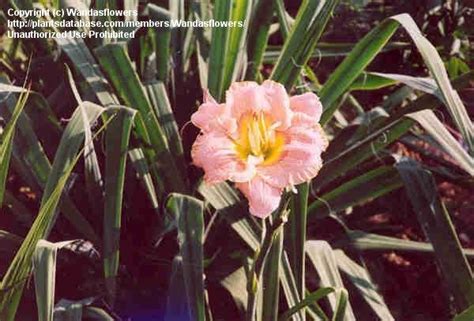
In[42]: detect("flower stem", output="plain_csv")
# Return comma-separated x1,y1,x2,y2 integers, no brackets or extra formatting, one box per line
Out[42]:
246,209,289,321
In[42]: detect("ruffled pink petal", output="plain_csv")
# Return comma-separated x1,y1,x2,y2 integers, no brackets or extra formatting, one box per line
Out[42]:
236,176,282,218
261,80,292,129
191,132,255,184
191,89,237,134
258,125,328,188
289,92,323,124
226,82,271,119
191,102,224,131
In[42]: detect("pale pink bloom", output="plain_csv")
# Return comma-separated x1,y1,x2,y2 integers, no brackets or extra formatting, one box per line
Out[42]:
191,81,328,218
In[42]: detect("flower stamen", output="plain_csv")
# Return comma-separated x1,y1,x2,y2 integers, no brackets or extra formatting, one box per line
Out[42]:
235,112,285,166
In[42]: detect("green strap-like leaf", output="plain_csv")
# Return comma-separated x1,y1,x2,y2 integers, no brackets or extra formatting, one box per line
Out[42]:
279,287,334,321
207,0,232,101
319,18,399,124
309,165,402,219
167,194,206,321
103,107,136,304
94,43,185,192
262,229,284,321
223,0,252,88
396,158,474,311
0,103,106,321
344,230,474,258
271,0,339,90
245,0,275,80
148,4,171,84
0,81,98,243
306,241,356,321
287,183,309,301
334,250,394,321
0,88,29,206
33,240,77,321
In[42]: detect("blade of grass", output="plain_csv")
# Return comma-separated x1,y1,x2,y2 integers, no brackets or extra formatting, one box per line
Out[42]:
280,252,304,321
165,255,191,321
263,42,410,63
54,297,95,321
190,0,212,88
128,147,160,211
287,183,309,300
313,71,473,190
349,72,398,91
220,267,248,312
56,37,118,107
168,0,186,85
58,38,164,211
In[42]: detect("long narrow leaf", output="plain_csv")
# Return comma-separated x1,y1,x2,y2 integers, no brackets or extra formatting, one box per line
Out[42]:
0,88,29,206
306,241,356,321
167,194,206,321
207,0,232,101
262,230,284,321
103,107,136,304
396,158,474,311
245,0,275,80
334,250,394,321
319,18,399,124
279,288,334,321
271,0,339,90
222,0,252,88
94,43,185,192
345,230,474,258
33,240,77,321
309,165,402,219
0,103,106,320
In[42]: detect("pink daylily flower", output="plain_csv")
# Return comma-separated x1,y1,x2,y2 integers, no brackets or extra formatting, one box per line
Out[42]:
191,81,328,218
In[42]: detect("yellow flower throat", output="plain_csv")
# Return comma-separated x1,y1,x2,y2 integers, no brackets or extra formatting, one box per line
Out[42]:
235,113,285,165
